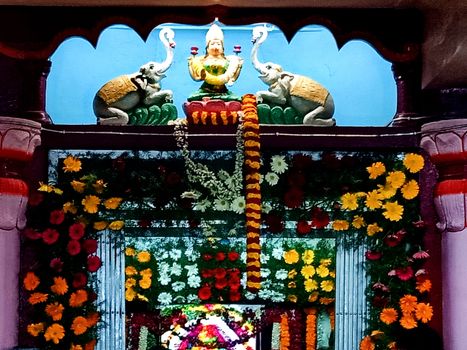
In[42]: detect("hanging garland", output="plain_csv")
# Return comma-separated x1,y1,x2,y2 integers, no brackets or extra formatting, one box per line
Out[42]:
305,308,317,350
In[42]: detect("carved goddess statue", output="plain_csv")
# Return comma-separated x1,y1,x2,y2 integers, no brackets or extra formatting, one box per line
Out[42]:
187,23,243,102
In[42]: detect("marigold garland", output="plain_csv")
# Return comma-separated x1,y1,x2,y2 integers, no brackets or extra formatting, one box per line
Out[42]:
242,94,262,293
280,313,290,350
305,308,317,350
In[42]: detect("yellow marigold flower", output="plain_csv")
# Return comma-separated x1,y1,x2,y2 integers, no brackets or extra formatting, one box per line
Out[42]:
386,171,406,189
125,247,136,256
329,271,336,278
125,287,136,301
365,190,382,210
341,192,359,211
27,322,44,337
320,280,334,292
108,220,124,230
71,180,86,193
399,315,417,329
28,292,48,305
62,201,77,214
360,336,375,350
316,265,329,278
288,281,297,289
71,344,83,350
23,271,40,291
139,277,152,289
380,308,398,325
415,302,433,323
401,179,419,200
399,294,418,314
283,249,299,264
44,323,65,344
140,268,152,277
62,156,82,173
288,295,298,303
367,162,386,179
367,223,383,237
137,251,151,263
93,221,108,231
71,316,88,335
125,278,136,288
50,276,68,295
352,215,365,228
320,258,332,266
301,265,316,278
92,179,107,194
288,269,297,279
104,197,122,209
45,302,64,321
416,278,432,293
377,183,397,199
319,297,335,305
137,293,149,302
304,279,318,292
82,195,100,213
332,220,349,231
302,250,315,264
382,201,404,221
403,153,425,173
125,266,138,276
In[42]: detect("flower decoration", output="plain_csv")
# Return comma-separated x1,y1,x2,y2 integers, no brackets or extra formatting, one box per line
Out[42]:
22,155,124,348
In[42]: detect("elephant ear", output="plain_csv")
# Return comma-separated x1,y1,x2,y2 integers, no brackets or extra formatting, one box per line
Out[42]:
280,72,295,82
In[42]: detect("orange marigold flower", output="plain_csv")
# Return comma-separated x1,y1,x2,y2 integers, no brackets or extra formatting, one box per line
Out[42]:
283,250,299,264
71,316,89,335
103,197,122,209
44,323,65,344
23,271,40,291
28,292,48,305
69,289,88,308
27,322,44,337
403,153,425,173
82,195,101,214
400,315,417,329
380,308,398,325
332,220,349,231
71,344,84,350
92,179,106,194
62,156,82,173
359,335,375,350
367,162,386,179
71,180,86,193
137,251,151,263
45,302,64,321
85,339,97,350
399,294,418,314
415,303,433,323
416,278,432,293
108,220,124,230
86,312,100,327
50,276,68,295
93,221,108,231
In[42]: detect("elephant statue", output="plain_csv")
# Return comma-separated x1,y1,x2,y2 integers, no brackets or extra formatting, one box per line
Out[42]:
93,28,176,125
251,26,336,126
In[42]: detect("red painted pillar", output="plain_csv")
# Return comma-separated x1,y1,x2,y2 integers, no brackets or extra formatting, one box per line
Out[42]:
421,119,467,350
0,117,40,350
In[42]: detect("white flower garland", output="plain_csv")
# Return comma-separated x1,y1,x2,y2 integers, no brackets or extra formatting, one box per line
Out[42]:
138,325,149,350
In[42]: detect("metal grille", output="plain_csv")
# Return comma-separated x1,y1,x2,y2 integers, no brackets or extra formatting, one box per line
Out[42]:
95,230,126,350
335,236,368,350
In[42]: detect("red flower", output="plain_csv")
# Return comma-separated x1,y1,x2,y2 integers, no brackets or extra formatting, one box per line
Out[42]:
215,252,226,261
87,255,102,272
67,239,81,256
365,250,382,260
82,239,98,254
49,209,65,225
22,228,42,240
296,220,312,235
284,187,304,208
72,272,88,289
42,228,59,245
202,254,213,261
228,275,241,290
198,285,212,301
50,258,64,272
384,234,402,247
214,268,227,280
229,268,240,276
201,269,213,279
69,223,85,240
228,251,239,261
264,213,284,233
229,290,241,302
396,266,414,281
215,278,228,290
311,207,330,229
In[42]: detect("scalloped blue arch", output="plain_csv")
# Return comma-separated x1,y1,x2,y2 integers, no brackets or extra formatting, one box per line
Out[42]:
46,23,396,126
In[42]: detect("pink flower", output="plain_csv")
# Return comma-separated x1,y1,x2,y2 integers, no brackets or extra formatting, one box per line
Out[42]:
387,269,397,277
50,258,64,272
69,223,85,240
396,266,414,281
372,282,389,293
22,228,42,240
412,250,430,259
42,228,60,245
365,251,382,260
415,268,427,277
67,239,81,256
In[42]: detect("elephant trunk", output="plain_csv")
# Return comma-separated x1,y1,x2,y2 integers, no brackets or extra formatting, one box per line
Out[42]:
157,28,176,74
251,27,268,75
